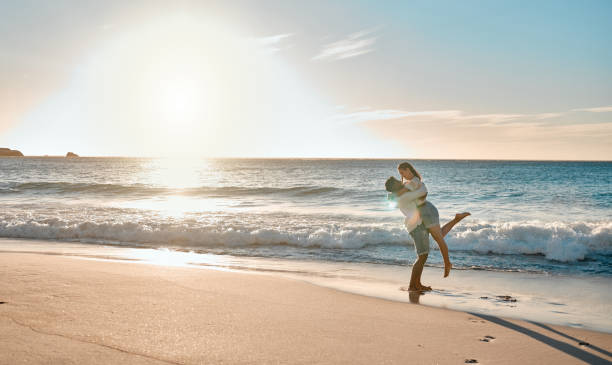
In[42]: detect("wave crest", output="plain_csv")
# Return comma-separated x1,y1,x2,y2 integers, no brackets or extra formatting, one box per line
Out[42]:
450,221,612,262
0,215,610,262
0,217,407,249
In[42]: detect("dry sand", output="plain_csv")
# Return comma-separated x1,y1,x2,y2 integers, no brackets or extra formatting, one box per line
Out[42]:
1,252,610,364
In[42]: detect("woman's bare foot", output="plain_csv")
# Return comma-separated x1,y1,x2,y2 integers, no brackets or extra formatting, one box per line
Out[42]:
455,212,471,221
444,262,452,277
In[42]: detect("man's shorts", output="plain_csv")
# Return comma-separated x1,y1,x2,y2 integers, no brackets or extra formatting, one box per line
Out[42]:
410,223,430,256
419,201,440,228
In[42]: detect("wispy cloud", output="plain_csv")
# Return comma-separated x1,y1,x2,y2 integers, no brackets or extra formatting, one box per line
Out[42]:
355,107,612,160
333,103,612,126
531,112,565,119
330,109,460,124
331,108,563,126
312,28,377,61
330,102,612,125
452,112,563,126
256,33,293,54
571,106,612,113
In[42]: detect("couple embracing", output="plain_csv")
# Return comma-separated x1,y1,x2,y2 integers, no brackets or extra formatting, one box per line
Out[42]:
386,162,470,292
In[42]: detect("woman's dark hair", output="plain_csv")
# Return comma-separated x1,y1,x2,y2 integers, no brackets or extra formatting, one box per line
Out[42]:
385,176,402,192
398,162,422,181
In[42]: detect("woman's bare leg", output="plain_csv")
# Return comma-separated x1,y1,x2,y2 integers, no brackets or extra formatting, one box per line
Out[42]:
428,225,452,277
440,212,471,237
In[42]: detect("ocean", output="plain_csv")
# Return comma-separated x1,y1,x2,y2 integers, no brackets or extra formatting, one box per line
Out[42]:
1,157,611,331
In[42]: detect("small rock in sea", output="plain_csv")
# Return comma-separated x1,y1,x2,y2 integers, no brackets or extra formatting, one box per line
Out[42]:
497,295,517,302
66,152,79,158
480,296,488,299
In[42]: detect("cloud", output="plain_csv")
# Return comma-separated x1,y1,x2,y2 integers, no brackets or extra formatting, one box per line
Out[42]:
331,108,563,127
256,33,293,54
312,29,377,61
359,111,612,160
330,109,461,124
327,104,612,160
451,112,563,126
531,112,565,119
572,106,612,113
257,33,293,45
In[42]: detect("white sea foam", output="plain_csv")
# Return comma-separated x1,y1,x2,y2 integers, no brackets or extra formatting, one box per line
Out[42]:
1,216,610,262
449,221,612,261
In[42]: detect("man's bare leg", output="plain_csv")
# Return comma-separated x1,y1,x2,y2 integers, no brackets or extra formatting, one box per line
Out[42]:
428,225,452,277
409,253,429,291
418,283,432,291
440,212,471,237
407,213,470,289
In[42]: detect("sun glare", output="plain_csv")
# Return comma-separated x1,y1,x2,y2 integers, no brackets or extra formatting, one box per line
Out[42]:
9,13,341,158
140,158,209,189
158,75,207,126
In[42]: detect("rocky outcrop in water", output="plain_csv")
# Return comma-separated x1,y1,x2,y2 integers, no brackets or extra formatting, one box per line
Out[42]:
0,148,24,157
66,152,79,158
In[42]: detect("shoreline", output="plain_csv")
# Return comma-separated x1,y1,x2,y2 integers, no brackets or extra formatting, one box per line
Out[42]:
2,238,611,334
1,249,611,364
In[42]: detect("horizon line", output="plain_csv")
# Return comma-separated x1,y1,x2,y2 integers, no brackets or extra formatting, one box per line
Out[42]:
6,155,612,162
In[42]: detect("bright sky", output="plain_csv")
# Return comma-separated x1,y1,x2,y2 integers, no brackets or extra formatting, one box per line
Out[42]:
1,0,611,159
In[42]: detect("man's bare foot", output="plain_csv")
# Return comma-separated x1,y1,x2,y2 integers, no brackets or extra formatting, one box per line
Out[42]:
444,262,452,277
455,212,471,221
417,284,432,291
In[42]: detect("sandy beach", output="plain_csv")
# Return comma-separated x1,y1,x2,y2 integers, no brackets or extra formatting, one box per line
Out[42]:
3,0,612,363
1,251,611,365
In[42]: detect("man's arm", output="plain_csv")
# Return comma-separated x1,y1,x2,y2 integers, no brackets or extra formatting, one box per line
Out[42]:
405,177,422,191
395,186,410,196
396,183,427,202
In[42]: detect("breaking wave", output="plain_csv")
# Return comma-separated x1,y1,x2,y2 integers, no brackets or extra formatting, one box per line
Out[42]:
450,221,612,262
0,216,609,262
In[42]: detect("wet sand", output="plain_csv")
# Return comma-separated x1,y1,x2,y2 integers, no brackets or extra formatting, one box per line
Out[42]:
1,252,611,364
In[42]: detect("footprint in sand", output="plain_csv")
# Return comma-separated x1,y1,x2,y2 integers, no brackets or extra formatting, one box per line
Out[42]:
479,335,496,342
468,317,486,324
465,359,478,363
